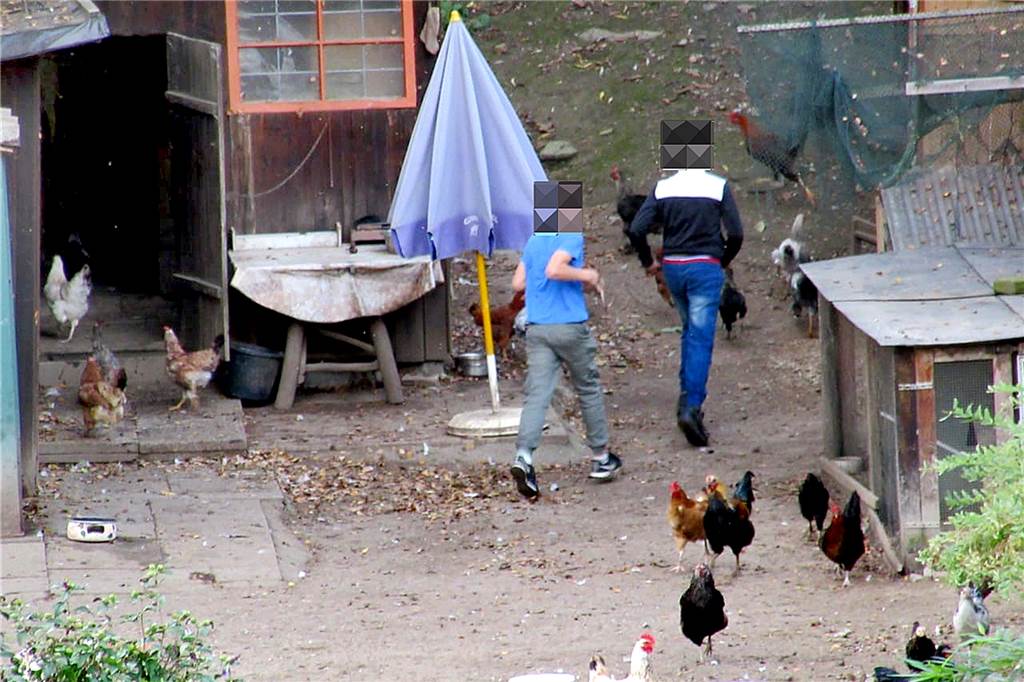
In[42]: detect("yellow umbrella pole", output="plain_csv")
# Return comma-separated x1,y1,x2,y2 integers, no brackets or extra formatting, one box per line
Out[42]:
475,251,501,412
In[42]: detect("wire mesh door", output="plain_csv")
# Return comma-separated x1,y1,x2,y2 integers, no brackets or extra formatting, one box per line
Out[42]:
870,341,900,538
933,359,995,524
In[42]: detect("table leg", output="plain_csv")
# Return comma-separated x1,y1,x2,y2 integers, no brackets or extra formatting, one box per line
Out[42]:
370,318,403,404
275,322,305,410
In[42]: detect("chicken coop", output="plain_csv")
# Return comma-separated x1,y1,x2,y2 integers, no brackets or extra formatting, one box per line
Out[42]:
1,0,448,535
802,245,1024,571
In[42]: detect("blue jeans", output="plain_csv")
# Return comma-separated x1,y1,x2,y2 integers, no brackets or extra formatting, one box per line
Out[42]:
662,262,724,410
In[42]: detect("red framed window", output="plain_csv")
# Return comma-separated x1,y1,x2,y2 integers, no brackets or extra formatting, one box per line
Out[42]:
224,0,417,113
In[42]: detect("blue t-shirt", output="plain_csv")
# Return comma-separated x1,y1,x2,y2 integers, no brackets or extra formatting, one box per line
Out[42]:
522,232,588,325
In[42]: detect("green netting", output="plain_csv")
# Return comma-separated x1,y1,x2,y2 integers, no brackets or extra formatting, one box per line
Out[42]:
737,7,1024,194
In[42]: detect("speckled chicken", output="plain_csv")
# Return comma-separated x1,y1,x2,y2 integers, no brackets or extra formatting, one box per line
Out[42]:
163,326,224,411
92,322,127,391
78,356,126,436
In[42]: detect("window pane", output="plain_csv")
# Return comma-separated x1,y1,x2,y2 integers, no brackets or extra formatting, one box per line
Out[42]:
238,0,317,43
323,0,401,40
364,44,403,70
366,70,403,98
239,46,319,102
322,12,361,40
324,45,362,72
363,11,402,39
323,0,360,10
326,72,365,99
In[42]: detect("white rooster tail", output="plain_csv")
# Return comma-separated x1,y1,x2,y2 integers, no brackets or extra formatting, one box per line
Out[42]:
45,255,67,300
790,213,806,240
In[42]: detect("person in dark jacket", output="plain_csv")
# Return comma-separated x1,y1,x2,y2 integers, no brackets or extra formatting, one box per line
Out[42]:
627,168,744,446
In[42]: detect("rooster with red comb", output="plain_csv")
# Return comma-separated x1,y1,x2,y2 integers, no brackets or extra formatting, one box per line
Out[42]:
588,633,657,682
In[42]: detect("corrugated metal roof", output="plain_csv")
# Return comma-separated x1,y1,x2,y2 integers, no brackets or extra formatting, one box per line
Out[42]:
0,0,108,60
800,247,991,303
880,164,1024,251
801,245,1024,347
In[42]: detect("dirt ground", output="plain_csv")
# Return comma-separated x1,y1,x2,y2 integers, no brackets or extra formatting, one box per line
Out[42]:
19,2,1024,681
26,196,1024,681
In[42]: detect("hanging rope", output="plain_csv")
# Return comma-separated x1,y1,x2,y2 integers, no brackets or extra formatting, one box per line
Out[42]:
248,122,328,199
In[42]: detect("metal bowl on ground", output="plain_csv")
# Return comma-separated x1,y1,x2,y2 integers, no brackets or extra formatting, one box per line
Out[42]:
454,351,489,377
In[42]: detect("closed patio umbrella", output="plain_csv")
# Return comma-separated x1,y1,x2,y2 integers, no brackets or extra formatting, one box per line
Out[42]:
389,11,547,435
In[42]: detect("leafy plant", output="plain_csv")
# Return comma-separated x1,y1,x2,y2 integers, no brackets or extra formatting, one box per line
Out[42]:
918,383,1024,596
902,629,1024,681
0,564,240,681
439,0,492,31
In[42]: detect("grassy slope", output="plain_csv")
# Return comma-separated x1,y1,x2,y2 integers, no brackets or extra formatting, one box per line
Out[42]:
462,0,889,209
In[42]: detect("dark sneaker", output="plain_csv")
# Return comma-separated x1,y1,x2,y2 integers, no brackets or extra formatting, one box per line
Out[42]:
678,407,709,447
589,452,623,480
510,458,539,499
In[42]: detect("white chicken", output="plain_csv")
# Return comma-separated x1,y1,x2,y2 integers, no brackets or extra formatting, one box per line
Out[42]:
44,255,91,343
588,633,657,682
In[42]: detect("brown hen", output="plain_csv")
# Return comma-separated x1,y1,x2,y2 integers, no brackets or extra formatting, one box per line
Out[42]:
163,326,224,411
78,356,126,436
667,481,709,572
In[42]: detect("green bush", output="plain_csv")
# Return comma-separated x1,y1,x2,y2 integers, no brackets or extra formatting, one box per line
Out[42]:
439,0,492,31
904,630,1024,681
918,383,1024,595
0,564,240,681
908,383,1024,681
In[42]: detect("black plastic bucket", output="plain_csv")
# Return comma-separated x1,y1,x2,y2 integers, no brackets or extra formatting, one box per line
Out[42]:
217,340,283,404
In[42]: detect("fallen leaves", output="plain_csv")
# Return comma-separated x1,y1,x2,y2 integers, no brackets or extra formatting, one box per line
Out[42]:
224,448,513,523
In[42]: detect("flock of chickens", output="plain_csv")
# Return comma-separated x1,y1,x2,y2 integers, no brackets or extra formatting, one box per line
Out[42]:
610,109,822,340
581,471,993,681
43,237,225,437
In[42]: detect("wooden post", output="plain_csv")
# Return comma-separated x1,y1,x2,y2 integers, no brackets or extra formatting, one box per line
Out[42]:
370,317,403,404
819,299,842,459
874,195,887,253
913,350,940,531
895,348,924,554
992,349,1015,443
1,60,40,509
274,322,305,410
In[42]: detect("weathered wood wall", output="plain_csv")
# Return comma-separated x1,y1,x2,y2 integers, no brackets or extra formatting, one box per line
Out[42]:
95,1,447,364
96,0,225,42
220,1,445,363
0,59,41,509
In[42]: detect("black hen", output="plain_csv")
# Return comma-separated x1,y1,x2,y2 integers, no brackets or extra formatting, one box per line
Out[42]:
611,165,660,253
791,269,819,338
719,267,747,340
798,473,829,541
872,667,904,682
703,492,755,572
906,621,941,664
679,562,728,662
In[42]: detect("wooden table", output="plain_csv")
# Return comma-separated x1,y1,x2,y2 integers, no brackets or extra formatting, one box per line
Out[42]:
228,234,443,409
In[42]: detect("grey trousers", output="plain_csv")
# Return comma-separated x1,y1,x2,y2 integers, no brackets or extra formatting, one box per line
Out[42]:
515,323,609,455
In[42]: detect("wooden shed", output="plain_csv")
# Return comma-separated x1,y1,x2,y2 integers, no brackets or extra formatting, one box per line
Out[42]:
804,246,1024,569
1,0,448,534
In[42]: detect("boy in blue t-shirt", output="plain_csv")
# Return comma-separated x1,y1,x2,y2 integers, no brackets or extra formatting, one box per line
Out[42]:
508,231,622,499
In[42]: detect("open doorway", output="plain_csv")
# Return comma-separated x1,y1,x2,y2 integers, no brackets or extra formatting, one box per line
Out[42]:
40,35,177,368
37,34,242,458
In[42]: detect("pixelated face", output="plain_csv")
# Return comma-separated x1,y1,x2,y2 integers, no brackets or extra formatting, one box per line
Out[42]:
533,180,582,233
660,119,714,170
